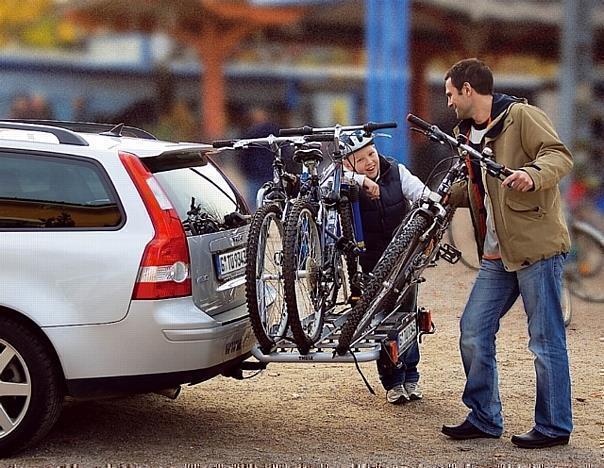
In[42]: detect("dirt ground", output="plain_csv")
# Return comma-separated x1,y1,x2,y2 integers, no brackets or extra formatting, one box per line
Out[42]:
6,259,603,467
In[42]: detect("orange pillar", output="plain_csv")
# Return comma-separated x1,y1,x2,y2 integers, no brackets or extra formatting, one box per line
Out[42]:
193,23,255,140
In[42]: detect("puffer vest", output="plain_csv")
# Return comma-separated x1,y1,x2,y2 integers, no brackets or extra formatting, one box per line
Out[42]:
358,156,410,271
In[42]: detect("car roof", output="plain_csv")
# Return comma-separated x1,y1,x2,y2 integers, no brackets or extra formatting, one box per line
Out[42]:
0,120,213,159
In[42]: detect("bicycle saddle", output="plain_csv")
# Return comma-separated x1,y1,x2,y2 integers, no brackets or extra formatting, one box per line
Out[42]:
293,142,324,164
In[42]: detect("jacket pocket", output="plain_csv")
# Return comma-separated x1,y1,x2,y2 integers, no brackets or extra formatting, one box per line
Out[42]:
504,196,547,220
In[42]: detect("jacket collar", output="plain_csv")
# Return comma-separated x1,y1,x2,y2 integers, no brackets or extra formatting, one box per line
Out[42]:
372,155,393,182
455,93,526,139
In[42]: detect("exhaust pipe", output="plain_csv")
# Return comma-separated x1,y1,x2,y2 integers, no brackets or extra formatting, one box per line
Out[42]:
154,386,181,400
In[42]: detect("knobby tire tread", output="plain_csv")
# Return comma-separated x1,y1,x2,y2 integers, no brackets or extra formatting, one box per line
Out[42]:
282,198,322,354
245,203,285,354
336,214,430,354
338,198,359,293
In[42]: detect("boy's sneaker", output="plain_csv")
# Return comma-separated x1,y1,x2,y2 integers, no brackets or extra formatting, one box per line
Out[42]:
404,381,423,400
386,384,410,404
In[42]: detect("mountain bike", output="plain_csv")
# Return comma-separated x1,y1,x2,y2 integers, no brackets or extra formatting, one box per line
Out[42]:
335,114,516,355
564,218,604,304
278,121,397,354
212,134,329,353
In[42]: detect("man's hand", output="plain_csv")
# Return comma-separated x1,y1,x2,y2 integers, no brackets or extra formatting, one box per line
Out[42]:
363,177,380,199
502,170,534,192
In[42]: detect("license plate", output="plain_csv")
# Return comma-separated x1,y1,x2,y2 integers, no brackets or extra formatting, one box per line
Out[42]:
397,319,417,357
215,247,246,279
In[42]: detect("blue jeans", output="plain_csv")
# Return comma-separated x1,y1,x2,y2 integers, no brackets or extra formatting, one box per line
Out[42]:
379,339,420,390
377,285,420,390
460,255,572,437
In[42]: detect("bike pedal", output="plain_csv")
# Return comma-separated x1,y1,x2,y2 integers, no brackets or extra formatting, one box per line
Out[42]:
438,243,462,264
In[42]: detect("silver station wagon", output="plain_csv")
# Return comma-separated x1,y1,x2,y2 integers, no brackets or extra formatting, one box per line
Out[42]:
0,121,254,456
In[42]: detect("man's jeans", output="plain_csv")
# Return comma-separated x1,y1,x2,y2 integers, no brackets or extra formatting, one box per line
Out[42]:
460,255,572,437
378,285,420,389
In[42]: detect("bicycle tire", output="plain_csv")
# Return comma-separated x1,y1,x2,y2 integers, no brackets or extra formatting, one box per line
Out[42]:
446,211,480,271
338,197,360,295
565,220,604,303
561,280,572,327
245,203,288,353
282,198,324,354
336,213,430,355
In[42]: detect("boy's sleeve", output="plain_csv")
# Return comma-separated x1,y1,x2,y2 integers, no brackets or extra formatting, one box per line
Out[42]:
343,169,365,187
398,164,427,202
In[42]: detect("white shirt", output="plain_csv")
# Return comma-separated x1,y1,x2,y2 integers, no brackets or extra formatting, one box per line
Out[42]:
344,163,427,203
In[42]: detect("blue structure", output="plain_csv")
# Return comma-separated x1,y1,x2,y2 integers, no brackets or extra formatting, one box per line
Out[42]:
365,0,410,164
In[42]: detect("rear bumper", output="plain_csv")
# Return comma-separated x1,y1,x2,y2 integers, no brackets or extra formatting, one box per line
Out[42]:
66,352,251,399
43,297,254,386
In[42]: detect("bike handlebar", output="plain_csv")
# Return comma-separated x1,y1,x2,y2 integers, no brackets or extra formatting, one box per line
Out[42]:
279,121,397,136
406,113,513,180
211,133,333,149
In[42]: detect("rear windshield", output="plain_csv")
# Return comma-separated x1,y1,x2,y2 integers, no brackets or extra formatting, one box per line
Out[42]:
154,164,245,222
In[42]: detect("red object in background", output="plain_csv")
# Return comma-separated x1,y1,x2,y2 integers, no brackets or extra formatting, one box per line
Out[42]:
567,179,588,210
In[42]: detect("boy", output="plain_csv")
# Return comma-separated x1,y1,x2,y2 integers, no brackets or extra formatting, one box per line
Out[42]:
342,131,427,404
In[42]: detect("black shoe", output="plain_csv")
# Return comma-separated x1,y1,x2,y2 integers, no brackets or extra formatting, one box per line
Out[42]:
511,429,569,449
441,420,500,440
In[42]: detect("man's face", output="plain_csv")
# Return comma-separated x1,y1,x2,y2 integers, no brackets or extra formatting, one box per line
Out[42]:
445,77,472,120
343,144,380,179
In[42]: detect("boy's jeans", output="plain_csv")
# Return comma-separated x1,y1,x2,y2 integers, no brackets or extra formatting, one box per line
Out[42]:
460,256,572,437
379,339,420,389
378,284,420,389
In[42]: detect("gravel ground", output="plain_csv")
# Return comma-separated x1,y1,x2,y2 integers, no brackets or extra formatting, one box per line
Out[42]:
5,261,603,467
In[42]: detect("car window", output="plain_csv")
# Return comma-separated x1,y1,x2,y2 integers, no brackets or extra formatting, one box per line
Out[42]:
154,164,243,222
0,151,122,229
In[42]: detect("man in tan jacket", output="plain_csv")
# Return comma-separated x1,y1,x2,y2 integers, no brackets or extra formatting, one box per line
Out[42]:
440,58,573,449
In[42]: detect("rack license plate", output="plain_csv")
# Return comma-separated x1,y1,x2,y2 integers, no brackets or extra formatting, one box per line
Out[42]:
215,247,246,279
397,319,417,357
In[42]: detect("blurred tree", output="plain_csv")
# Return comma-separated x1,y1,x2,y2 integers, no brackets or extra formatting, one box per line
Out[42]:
0,0,79,48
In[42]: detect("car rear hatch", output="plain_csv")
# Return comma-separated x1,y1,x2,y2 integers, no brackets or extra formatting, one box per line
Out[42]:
143,149,250,318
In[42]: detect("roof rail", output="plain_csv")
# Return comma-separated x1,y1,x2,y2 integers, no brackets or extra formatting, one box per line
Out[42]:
4,119,157,140
0,121,89,146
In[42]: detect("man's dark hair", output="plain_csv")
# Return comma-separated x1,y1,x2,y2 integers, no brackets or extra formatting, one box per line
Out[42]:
444,58,494,95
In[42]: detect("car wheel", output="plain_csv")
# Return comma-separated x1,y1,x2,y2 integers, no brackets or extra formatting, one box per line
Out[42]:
0,316,63,457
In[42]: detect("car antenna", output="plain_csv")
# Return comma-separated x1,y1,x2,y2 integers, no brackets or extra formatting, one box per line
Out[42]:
100,123,124,137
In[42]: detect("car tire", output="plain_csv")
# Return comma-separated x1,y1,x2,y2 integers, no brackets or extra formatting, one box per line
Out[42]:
0,316,63,457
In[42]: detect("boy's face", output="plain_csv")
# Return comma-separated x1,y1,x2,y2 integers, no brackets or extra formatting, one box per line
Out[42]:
343,144,380,179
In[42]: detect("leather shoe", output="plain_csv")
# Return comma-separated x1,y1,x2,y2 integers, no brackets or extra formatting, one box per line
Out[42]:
511,429,569,449
441,420,500,440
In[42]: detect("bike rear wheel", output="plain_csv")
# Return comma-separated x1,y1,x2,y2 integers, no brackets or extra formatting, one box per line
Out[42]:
565,220,604,303
336,213,430,355
245,203,288,353
283,198,324,354
338,197,361,297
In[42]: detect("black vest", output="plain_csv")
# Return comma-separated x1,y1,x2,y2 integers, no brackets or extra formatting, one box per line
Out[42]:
358,156,410,272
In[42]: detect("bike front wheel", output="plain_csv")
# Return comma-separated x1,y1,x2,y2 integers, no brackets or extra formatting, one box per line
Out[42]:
245,203,288,353
446,208,480,271
336,213,430,355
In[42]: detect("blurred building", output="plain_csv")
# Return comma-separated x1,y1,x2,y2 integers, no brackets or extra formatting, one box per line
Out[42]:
0,0,602,153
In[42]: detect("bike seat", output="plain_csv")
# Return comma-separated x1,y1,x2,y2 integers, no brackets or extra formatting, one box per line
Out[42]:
293,143,324,164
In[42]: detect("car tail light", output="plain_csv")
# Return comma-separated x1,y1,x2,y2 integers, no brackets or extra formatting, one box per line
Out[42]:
119,151,192,299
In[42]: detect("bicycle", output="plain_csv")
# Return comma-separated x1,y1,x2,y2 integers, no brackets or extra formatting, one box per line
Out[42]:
212,134,329,353
335,114,517,355
278,121,397,354
564,218,604,304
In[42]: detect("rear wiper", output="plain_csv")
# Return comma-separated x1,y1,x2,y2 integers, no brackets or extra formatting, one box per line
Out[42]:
224,211,250,228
